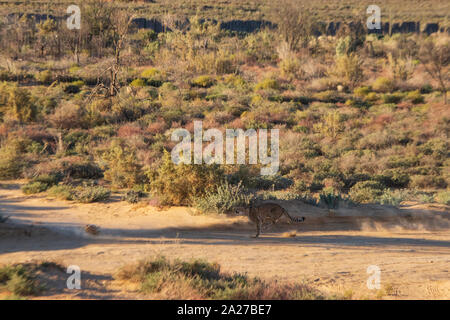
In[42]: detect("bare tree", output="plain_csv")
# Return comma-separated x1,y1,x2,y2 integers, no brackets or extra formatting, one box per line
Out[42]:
270,0,317,51
419,40,450,104
108,9,135,96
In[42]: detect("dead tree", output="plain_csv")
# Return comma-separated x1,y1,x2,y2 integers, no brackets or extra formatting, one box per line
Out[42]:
419,40,449,104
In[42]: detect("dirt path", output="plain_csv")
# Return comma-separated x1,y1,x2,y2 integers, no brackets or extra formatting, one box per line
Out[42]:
1,182,449,299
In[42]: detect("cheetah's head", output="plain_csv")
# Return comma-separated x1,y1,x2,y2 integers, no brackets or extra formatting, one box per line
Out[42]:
233,207,249,216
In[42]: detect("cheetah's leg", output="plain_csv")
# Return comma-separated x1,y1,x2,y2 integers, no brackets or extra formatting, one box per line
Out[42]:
253,220,262,238
261,220,275,231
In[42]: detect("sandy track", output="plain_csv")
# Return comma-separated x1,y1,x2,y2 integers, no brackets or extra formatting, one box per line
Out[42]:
1,182,449,299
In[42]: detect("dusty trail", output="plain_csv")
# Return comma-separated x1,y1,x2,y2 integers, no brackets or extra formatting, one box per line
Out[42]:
0,182,449,299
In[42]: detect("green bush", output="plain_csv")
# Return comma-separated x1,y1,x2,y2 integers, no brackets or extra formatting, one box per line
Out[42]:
254,78,279,91
5,85,36,123
22,182,49,194
130,79,146,87
0,264,41,296
406,90,424,104
318,192,352,209
21,174,61,194
366,92,379,102
141,68,160,79
148,151,224,206
349,181,384,203
140,68,163,86
372,77,395,93
435,191,450,205
72,185,111,203
382,92,404,104
0,144,26,180
101,141,143,189
378,189,409,206
353,86,371,97
192,75,215,88
47,185,74,200
121,190,144,204
194,181,253,214
420,84,433,94
71,80,85,88
35,70,53,84
333,53,364,88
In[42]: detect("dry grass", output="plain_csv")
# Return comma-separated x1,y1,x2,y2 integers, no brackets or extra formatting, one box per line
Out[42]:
115,256,326,300
0,261,65,299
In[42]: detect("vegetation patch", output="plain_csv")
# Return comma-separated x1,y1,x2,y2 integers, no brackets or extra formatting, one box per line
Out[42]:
116,256,326,300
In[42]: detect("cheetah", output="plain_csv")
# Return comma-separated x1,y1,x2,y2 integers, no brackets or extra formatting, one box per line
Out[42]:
235,202,305,238
84,224,100,235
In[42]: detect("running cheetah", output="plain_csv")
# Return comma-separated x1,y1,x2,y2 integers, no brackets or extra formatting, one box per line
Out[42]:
84,224,100,235
235,202,305,238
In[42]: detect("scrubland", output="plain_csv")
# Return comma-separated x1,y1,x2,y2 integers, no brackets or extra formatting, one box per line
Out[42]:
0,0,449,300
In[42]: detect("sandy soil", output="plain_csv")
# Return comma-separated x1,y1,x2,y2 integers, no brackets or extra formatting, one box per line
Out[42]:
0,181,449,300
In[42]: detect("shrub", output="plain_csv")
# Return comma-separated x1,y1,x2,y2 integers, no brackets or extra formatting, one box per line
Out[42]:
71,80,85,88
336,36,353,56
0,264,41,296
0,144,26,180
192,75,215,88
378,189,409,206
366,92,379,102
194,181,253,214
63,84,80,94
435,191,450,205
36,70,53,84
372,77,395,93
49,103,84,129
148,151,224,206
223,75,246,89
21,174,61,194
420,84,433,94
215,54,236,75
354,86,370,97
332,53,364,88
410,175,447,189
121,190,144,204
22,182,49,194
382,92,404,104
5,85,36,123
349,181,384,203
140,68,163,86
406,90,425,104
141,68,160,79
280,57,302,80
101,141,143,189
47,185,74,200
130,79,146,87
318,192,352,209
64,162,103,179
313,90,342,103
116,256,325,300
254,78,279,91
72,185,110,203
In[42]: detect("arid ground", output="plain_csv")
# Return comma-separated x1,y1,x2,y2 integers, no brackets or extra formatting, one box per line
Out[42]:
0,181,449,300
